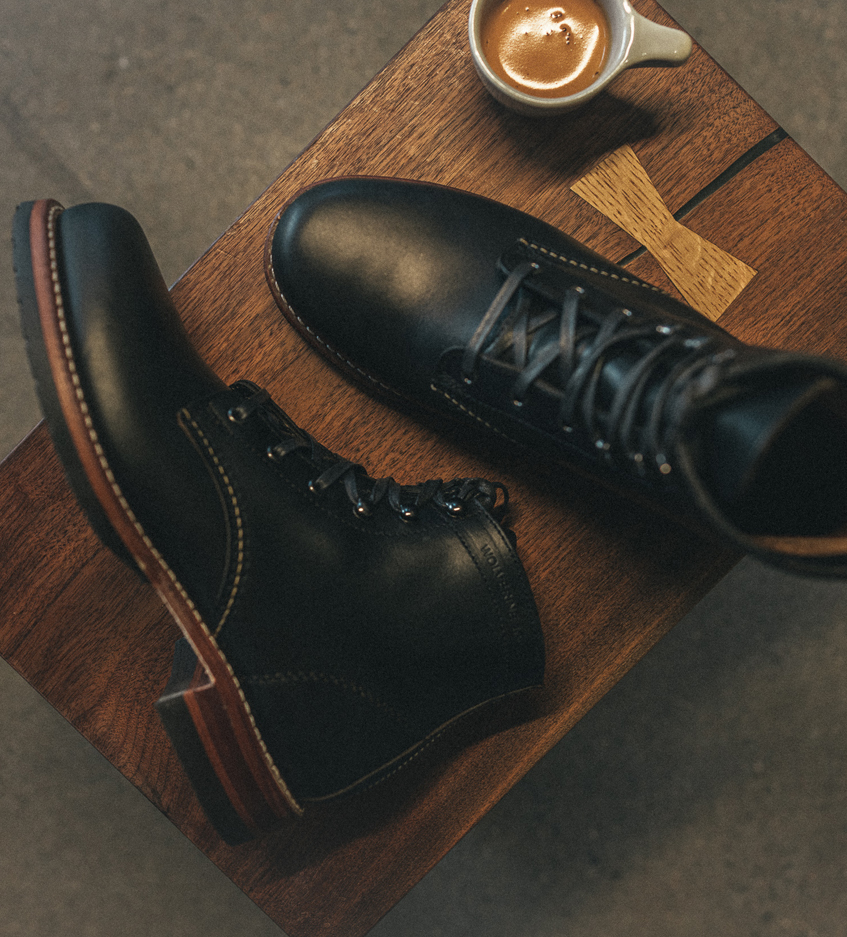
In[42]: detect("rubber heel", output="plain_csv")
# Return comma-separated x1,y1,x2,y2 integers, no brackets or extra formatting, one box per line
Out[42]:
155,638,280,845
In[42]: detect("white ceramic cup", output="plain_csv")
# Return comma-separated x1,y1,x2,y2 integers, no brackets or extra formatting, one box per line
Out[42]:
468,0,693,116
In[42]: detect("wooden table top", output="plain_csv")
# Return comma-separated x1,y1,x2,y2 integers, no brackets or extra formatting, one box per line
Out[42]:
4,2,847,935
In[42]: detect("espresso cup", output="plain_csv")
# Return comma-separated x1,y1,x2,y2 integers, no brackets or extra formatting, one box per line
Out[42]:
468,0,693,116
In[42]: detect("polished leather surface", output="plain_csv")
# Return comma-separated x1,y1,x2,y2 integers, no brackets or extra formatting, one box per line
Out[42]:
54,203,229,601
188,382,543,797
23,200,545,801
268,178,847,576
268,178,716,401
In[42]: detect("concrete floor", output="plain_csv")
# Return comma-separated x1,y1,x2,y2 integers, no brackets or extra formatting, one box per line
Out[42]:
2,2,847,935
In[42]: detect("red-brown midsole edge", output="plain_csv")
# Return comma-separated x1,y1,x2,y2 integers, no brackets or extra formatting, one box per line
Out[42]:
183,664,282,831
28,199,299,823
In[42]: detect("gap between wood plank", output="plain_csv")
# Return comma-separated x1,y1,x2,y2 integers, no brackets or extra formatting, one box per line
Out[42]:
616,127,790,267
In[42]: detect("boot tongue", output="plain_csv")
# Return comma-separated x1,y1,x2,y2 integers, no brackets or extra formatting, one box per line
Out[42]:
697,376,847,536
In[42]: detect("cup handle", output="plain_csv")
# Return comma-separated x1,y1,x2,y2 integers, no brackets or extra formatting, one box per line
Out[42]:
624,12,693,69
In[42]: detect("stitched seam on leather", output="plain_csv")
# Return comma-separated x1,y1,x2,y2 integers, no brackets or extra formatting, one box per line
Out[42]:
246,670,412,729
303,728,446,803
180,415,244,638
354,684,537,797
45,203,175,578
264,243,401,398
519,238,662,293
354,731,444,794
431,383,529,450
441,508,512,687
43,205,293,807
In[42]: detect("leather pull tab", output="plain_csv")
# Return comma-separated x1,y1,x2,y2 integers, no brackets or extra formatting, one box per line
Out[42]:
571,145,756,321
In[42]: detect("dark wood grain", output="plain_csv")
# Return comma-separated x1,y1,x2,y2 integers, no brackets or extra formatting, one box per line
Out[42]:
3,1,847,935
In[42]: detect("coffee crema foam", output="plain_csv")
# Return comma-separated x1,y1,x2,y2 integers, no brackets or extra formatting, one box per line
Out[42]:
481,0,610,98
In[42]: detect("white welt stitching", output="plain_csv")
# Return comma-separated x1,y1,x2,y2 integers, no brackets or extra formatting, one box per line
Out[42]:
47,203,175,579
45,204,294,808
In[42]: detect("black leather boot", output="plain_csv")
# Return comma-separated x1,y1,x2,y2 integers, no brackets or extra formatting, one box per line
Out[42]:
266,177,847,577
13,198,545,843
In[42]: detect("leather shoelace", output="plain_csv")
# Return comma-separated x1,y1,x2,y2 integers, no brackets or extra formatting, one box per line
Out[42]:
461,261,737,478
227,382,507,520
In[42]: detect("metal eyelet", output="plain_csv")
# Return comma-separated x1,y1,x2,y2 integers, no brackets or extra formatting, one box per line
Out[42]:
444,500,465,517
399,506,417,522
354,500,372,518
512,398,524,408
227,405,249,423
266,444,283,461
595,439,613,464
307,480,320,494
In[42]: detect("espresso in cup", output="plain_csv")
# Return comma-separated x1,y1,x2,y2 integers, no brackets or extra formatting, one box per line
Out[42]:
480,0,611,98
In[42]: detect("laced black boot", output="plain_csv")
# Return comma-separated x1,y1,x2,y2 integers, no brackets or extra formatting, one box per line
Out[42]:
14,198,545,843
267,176,847,576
